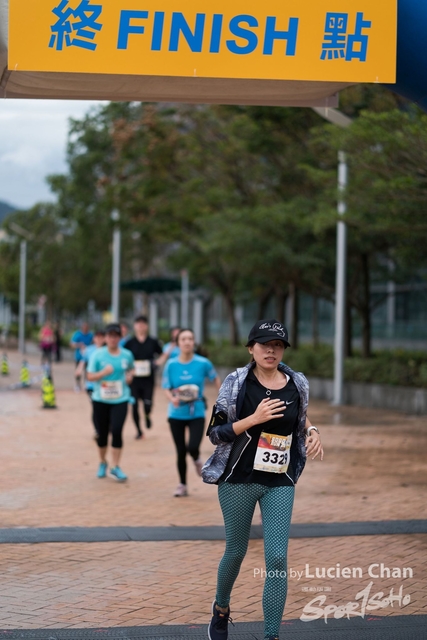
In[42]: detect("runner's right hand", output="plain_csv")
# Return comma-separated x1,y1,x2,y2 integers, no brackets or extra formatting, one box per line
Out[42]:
252,398,285,424
102,364,114,376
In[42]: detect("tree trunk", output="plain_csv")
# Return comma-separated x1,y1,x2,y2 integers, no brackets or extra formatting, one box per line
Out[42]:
288,282,299,349
345,299,353,358
360,253,371,359
312,296,319,348
257,287,273,319
202,297,212,344
223,293,240,346
275,288,287,324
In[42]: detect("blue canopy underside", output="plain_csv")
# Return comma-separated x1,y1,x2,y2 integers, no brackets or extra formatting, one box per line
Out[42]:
384,0,427,109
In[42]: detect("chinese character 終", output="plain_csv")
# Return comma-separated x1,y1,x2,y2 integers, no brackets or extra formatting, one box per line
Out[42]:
49,0,103,51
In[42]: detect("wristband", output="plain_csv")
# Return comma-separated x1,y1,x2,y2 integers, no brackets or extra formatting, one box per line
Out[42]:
306,426,320,437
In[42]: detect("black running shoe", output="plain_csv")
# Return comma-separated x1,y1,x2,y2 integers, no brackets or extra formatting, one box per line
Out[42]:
208,600,232,639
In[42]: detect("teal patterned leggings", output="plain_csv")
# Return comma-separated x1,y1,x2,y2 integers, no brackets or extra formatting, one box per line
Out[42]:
216,482,295,639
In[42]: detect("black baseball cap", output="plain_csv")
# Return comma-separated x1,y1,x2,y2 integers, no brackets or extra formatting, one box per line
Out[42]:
245,319,290,348
105,323,122,336
134,315,148,323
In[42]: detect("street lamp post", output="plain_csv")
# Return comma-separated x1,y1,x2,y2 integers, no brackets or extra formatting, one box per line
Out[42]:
181,269,189,327
9,222,32,355
18,239,27,354
313,108,352,405
334,151,348,405
111,209,121,323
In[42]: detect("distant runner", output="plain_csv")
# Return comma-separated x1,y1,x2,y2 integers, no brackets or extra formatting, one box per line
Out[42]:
39,320,55,367
54,323,62,363
70,322,93,391
162,328,221,497
76,330,106,438
124,315,165,439
162,326,181,360
119,322,130,347
86,323,134,482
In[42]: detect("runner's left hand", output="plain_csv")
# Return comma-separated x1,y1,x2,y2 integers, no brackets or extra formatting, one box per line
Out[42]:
305,431,324,460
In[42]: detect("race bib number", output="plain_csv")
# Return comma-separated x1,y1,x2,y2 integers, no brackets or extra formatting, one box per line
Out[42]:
174,384,200,403
100,380,123,400
253,432,292,474
134,360,151,377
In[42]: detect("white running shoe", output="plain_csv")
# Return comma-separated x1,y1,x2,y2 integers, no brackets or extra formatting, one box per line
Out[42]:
173,483,188,497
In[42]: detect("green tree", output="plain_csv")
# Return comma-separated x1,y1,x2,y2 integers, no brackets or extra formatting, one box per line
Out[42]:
308,107,427,357
0,203,83,317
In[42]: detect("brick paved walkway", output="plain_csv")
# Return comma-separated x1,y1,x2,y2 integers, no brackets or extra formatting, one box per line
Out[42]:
0,350,426,632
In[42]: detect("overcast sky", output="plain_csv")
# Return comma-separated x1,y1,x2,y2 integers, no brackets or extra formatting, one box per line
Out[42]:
0,100,105,210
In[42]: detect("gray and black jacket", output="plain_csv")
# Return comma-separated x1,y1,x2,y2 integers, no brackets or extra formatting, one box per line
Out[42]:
201,362,309,485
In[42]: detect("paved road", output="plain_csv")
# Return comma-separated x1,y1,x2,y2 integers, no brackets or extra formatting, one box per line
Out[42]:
0,350,426,635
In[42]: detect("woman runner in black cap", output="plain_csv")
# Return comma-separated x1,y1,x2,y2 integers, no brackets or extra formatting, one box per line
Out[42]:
86,323,134,481
202,319,323,640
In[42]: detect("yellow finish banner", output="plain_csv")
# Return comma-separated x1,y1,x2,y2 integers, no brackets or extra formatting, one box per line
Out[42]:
9,0,397,83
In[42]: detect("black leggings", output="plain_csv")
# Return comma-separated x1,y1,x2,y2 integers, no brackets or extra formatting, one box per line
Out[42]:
168,417,205,485
41,346,53,365
131,379,154,431
92,401,128,448
86,389,97,433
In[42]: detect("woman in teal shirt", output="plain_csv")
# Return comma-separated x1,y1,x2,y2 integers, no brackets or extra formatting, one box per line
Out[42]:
162,329,221,497
87,323,134,482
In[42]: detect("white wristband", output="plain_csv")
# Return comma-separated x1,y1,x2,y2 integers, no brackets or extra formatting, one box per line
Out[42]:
306,426,320,437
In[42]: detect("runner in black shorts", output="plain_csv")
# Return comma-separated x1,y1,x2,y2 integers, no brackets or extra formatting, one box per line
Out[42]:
86,323,134,481
124,315,167,439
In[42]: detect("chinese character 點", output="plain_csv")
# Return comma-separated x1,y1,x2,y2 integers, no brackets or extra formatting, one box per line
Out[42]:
321,12,371,62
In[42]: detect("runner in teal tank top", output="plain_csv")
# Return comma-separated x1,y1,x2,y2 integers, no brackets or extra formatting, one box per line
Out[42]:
162,328,221,497
87,323,134,482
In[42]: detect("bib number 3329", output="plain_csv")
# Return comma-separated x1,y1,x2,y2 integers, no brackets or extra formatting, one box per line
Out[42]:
253,432,292,474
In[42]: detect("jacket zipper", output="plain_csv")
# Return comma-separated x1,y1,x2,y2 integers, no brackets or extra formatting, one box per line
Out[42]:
223,431,252,482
